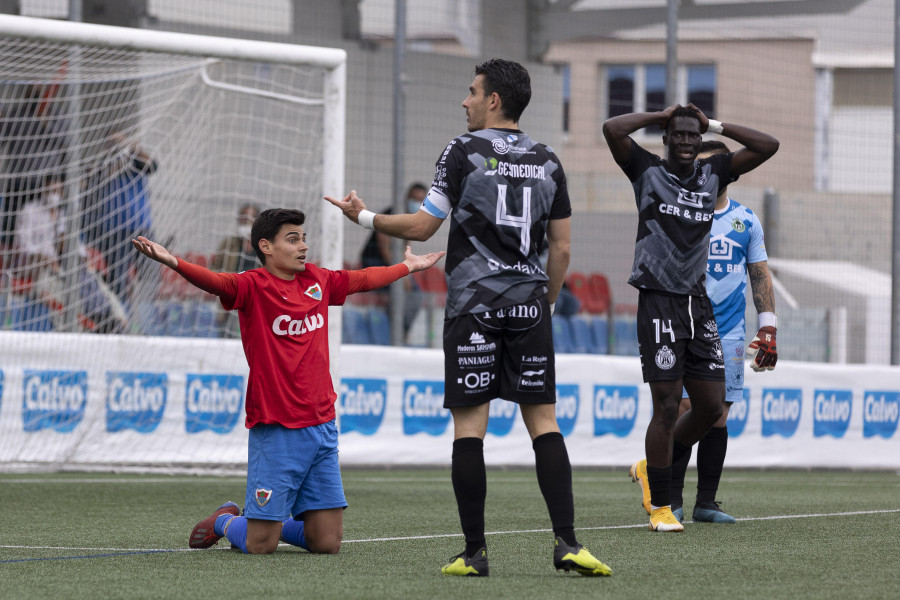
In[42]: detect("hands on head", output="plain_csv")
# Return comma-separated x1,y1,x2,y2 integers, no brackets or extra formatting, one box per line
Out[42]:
661,103,711,132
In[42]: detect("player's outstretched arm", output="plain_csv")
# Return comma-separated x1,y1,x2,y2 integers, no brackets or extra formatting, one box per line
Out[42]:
346,246,445,294
132,235,238,300
602,105,678,165
132,235,177,269
401,245,446,274
747,260,777,372
325,190,443,242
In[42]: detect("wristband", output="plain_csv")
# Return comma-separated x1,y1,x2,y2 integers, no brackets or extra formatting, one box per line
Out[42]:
758,312,777,329
706,119,724,135
358,209,376,230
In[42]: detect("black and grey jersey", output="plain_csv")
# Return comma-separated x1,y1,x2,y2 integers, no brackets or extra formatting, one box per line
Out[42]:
622,141,734,296
422,128,572,319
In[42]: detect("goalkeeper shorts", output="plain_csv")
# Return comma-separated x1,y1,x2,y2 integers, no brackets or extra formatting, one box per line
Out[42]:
722,337,746,403
244,420,347,521
683,337,745,403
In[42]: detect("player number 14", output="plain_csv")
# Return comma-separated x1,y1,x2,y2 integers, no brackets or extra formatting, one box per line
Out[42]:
653,318,675,343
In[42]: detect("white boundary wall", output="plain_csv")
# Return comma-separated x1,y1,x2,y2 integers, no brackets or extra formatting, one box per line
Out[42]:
1,331,897,471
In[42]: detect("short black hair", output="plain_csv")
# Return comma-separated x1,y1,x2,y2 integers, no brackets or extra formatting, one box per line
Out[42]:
251,208,305,264
474,59,531,123
664,106,702,135
699,140,731,155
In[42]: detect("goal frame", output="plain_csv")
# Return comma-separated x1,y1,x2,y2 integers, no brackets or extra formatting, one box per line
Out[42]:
0,16,349,471
0,14,346,273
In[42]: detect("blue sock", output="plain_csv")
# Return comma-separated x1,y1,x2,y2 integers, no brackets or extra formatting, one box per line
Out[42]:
280,518,309,551
215,514,248,554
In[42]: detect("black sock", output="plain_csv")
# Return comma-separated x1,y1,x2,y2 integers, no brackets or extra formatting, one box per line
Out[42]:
670,443,692,509
647,465,672,508
533,432,576,546
672,439,691,464
696,426,727,505
451,437,486,557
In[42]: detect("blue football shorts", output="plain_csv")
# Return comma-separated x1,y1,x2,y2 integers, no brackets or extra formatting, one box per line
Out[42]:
244,420,347,521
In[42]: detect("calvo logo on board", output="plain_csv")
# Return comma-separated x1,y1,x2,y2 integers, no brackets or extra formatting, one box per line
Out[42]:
339,378,386,436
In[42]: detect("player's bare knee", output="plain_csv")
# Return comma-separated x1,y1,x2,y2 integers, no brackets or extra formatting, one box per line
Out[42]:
652,401,680,426
697,401,724,425
246,538,279,554
308,536,341,554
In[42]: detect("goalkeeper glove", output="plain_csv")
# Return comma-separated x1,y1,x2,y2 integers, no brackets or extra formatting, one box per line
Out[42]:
747,326,777,372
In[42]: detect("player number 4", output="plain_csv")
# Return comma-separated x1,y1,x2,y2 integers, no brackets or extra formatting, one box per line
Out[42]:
496,184,532,254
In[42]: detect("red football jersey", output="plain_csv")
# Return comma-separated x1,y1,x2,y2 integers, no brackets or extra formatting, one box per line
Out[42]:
221,263,350,429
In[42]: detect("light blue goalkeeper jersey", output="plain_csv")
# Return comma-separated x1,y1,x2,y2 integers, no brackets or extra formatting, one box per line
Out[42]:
706,197,767,340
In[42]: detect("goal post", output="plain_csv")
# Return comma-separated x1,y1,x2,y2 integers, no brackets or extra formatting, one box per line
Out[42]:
0,15,347,472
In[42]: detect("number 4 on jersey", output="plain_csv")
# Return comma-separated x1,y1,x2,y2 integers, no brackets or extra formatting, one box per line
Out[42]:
496,184,532,253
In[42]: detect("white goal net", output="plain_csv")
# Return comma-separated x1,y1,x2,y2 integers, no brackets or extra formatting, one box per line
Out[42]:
0,15,345,471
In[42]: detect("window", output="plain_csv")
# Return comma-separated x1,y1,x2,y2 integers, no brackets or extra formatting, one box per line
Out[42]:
687,65,716,117
645,64,667,113
607,65,634,119
605,63,717,133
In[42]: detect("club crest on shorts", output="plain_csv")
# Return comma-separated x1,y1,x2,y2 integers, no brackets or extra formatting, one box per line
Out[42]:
255,488,273,507
304,283,322,301
655,345,676,370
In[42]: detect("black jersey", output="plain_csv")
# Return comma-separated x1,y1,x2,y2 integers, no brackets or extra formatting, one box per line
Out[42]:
622,141,733,296
422,128,572,318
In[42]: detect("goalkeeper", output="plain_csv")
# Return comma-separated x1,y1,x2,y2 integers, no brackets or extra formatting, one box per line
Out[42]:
132,208,444,554
670,140,778,524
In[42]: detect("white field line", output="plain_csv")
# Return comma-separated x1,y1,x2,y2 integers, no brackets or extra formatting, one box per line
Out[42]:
2,475,897,486
2,508,899,554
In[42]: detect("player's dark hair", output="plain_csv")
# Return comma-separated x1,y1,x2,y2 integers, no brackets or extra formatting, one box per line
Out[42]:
664,106,702,134
474,58,531,123
251,208,305,264
699,140,731,155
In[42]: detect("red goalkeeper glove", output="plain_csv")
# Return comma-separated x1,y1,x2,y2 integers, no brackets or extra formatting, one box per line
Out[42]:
747,326,777,372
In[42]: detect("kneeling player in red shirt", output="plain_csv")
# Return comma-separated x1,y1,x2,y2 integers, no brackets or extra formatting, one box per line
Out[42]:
132,208,444,554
